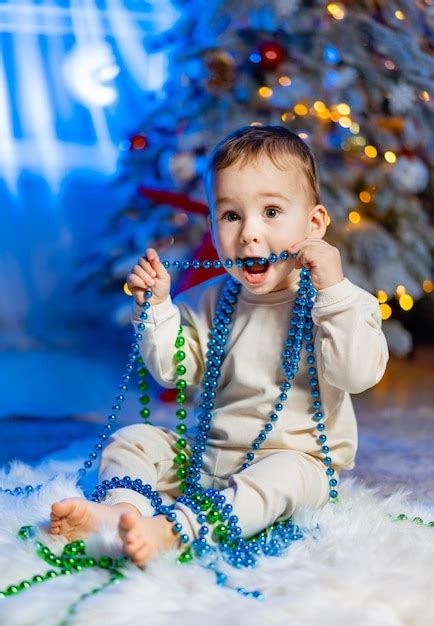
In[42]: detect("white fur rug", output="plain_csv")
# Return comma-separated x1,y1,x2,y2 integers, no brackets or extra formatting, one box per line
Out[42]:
1,459,434,626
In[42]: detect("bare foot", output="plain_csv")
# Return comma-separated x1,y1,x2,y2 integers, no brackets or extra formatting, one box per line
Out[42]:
50,498,138,542
118,512,177,567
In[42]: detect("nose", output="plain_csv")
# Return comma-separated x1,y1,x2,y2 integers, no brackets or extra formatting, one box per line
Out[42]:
239,218,261,244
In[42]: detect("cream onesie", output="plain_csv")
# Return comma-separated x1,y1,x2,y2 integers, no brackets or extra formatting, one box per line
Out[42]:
99,270,389,541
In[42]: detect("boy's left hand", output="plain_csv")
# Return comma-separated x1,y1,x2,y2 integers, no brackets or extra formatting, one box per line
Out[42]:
288,237,344,291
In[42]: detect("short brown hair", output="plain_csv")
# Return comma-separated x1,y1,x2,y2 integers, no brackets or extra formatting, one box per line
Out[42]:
204,124,320,208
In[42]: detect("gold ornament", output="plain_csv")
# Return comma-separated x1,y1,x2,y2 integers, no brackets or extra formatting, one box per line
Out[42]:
202,49,236,95
372,116,405,134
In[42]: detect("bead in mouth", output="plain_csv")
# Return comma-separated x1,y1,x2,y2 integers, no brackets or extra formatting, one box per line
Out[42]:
241,257,271,284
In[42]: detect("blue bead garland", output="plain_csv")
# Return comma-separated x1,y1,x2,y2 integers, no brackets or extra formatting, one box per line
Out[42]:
0,250,343,600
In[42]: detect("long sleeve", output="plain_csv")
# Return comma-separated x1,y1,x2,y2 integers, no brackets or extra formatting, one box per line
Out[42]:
311,278,389,394
132,294,205,388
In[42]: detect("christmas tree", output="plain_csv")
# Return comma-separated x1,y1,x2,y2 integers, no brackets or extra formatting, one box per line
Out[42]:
82,0,434,356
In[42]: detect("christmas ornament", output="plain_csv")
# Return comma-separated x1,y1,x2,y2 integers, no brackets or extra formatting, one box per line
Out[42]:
129,133,148,152
169,152,197,183
202,49,236,95
390,155,429,193
388,81,415,115
257,40,286,71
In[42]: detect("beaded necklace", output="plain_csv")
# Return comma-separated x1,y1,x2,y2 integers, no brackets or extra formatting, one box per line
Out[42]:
1,252,431,617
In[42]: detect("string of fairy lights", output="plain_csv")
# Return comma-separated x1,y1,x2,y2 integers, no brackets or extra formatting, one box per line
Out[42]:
121,1,432,324
250,3,433,319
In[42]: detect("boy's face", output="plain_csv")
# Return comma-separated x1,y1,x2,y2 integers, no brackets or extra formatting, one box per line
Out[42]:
207,155,327,294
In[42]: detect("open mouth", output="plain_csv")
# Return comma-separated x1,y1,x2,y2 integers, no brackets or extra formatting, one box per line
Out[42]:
242,257,269,273
241,257,270,284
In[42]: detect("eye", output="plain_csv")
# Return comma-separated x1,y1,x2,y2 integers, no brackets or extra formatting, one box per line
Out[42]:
221,211,239,222
265,207,280,218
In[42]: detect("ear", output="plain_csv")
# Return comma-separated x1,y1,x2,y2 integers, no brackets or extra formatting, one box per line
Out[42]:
308,204,328,239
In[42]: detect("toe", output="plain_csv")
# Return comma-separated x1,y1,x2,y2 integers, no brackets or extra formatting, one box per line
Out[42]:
132,547,151,567
119,512,139,534
51,499,76,518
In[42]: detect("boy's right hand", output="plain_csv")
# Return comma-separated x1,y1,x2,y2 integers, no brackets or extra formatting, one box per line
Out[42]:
127,248,171,306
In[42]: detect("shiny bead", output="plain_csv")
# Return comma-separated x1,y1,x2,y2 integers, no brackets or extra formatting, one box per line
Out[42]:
207,510,221,523
177,548,192,563
174,453,187,465
176,365,187,375
329,490,338,499
19,581,31,590
99,556,113,569
214,524,229,538
175,350,186,362
176,408,187,419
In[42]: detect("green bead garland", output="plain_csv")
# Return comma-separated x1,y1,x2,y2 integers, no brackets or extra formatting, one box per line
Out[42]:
5,297,434,601
389,513,434,526
136,358,152,425
0,525,128,620
172,326,191,490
